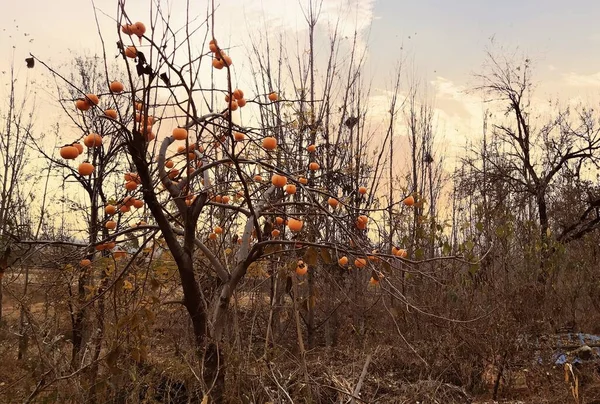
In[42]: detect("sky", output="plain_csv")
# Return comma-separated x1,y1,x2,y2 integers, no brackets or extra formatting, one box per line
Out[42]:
2,0,600,156
1,0,599,234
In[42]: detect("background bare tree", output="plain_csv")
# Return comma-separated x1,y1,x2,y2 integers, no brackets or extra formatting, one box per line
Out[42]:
0,59,37,324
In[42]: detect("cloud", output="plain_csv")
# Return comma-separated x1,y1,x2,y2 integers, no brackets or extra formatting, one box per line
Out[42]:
365,77,485,167
563,71,600,87
320,0,376,36
429,77,484,148
237,0,376,38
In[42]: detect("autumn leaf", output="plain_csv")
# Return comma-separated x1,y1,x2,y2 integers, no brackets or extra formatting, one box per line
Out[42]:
106,348,121,374
319,248,332,264
303,247,318,266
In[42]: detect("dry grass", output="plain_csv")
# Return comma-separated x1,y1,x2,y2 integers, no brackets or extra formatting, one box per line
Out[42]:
3,263,600,403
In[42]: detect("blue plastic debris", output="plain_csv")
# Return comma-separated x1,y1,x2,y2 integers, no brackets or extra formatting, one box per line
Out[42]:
552,333,600,365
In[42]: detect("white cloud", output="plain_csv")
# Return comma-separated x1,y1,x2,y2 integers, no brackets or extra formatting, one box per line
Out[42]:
563,71,600,87
235,0,375,39
364,78,485,167
429,77,484,148
320,0,376,36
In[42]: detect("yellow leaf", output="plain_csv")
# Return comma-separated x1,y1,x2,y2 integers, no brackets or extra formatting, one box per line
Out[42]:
247,261,268,278
130,347,140,362
105,261,115,276
84,285,97,300
154,265,169,277
106,348,120,374
303,247,318,266
123,280,133,291
319,248,332,264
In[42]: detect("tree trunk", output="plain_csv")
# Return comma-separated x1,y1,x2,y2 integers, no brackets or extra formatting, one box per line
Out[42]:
537,190,550,284
87,230,110,404
177,258,224,402
128,134,223,402
0,277,3,325
17,264,30,360
307,269,315,348
71,305,85,367
71,192,98,368
204,343,225,403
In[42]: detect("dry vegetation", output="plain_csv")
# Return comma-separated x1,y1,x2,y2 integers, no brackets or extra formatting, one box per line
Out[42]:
1,1,600,403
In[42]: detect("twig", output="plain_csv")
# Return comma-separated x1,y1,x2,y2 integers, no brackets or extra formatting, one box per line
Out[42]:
23,370,52,404
350,352,373,404
318,383,372,403
292,275,313,403
267,362,294,403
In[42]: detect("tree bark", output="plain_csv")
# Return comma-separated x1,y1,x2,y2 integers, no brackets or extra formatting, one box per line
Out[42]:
128,136,221,400
537,189,551,285
204,343,225,402
71,193,97,368
0,278,3,325
0,248,6,325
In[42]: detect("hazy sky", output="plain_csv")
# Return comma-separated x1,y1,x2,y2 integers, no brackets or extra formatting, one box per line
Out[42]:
2,0,600,153
371,0,600,79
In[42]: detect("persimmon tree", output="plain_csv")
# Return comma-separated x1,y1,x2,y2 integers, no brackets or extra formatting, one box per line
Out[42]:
244,1,434,350
246,5,379,347
21,1,459,402
22,55,139,370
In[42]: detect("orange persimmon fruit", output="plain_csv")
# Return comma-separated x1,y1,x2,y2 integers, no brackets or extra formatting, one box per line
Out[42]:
262,137,277,150
78,162,95,176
